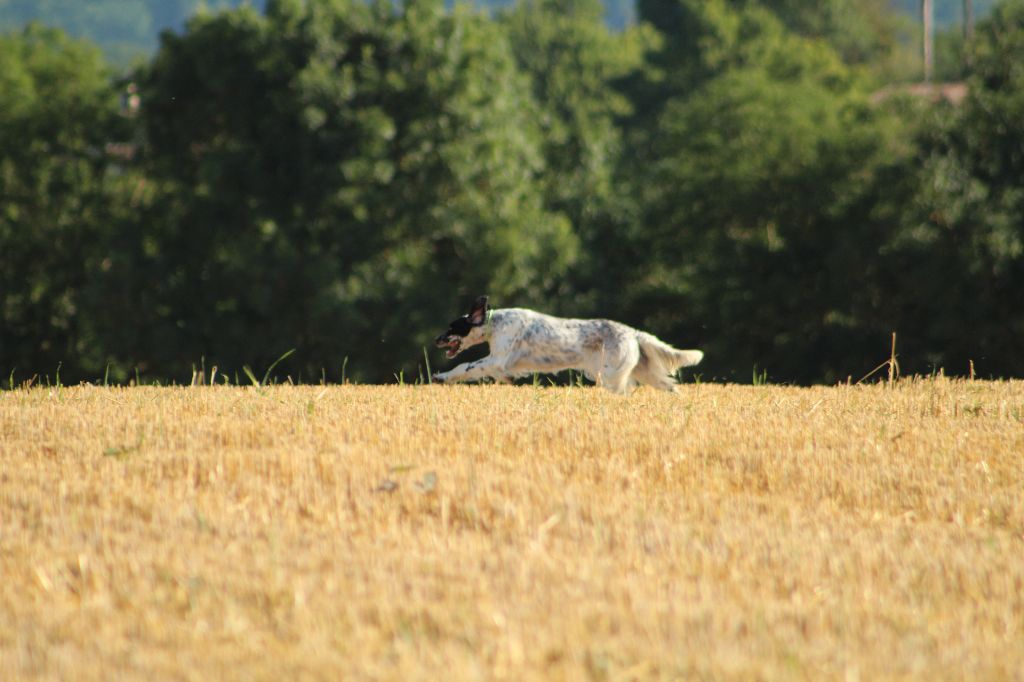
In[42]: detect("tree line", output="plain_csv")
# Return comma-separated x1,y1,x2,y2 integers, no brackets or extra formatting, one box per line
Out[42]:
2,0,1023,385
0,1,996,77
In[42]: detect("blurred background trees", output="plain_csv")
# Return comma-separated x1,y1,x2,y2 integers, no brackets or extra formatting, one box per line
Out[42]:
95,0,577,382
1,0,1022,384
0,25,131,381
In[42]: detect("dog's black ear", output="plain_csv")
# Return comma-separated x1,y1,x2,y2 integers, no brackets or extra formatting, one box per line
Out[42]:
467,295,489,325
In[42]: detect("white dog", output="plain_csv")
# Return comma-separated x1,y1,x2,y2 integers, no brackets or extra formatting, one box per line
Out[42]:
433,296,703,394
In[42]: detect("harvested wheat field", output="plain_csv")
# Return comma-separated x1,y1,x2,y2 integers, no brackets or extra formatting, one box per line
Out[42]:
1,379,1023,680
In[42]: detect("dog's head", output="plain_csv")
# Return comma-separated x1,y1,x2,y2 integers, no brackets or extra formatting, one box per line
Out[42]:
435,296,490,359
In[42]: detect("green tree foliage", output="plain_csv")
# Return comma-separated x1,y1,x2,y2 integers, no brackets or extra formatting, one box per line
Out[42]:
0,25,128,383
631,0,917,104
883,0,1024,377
745,0,920,80
97,0,575,382
498,0,650,311
4,0,1024,385
8,1,988,68
625,2,917,382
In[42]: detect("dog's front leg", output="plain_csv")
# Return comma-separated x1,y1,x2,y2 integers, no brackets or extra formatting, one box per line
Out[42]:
433,356,505,384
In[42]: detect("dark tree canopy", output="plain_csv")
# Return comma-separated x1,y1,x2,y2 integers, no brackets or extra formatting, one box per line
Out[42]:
2,0,1024,385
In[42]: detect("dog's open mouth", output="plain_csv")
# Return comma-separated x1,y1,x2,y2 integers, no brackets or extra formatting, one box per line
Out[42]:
438,338,461,359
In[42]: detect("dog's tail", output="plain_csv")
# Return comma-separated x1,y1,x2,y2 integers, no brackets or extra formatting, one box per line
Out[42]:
635,332,704,374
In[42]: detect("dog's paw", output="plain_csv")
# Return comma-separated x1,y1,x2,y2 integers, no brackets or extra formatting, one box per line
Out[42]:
431,373,446,384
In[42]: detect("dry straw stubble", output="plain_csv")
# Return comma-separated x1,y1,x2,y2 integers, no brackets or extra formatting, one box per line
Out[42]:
1,379,1022,680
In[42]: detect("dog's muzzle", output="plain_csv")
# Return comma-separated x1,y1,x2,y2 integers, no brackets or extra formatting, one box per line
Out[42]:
435,335,461,359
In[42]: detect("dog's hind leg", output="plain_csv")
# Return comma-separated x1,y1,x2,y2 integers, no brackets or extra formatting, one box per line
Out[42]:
595,343,640,395
630,337,693,392
632,370,678,392
630,361,679,392
600,369,633,395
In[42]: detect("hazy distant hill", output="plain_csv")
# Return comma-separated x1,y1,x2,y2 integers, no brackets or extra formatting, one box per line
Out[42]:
0,0,264,64
0,0,996,66
890,0,997,27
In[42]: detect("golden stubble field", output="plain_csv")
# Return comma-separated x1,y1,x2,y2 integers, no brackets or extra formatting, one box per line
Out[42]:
1,379,1022,681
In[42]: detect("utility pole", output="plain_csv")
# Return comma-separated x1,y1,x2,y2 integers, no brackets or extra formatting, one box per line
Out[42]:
922,0,934,82
964,0,974,41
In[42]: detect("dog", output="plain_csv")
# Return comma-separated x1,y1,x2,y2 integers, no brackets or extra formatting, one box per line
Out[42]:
433,296,703,394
